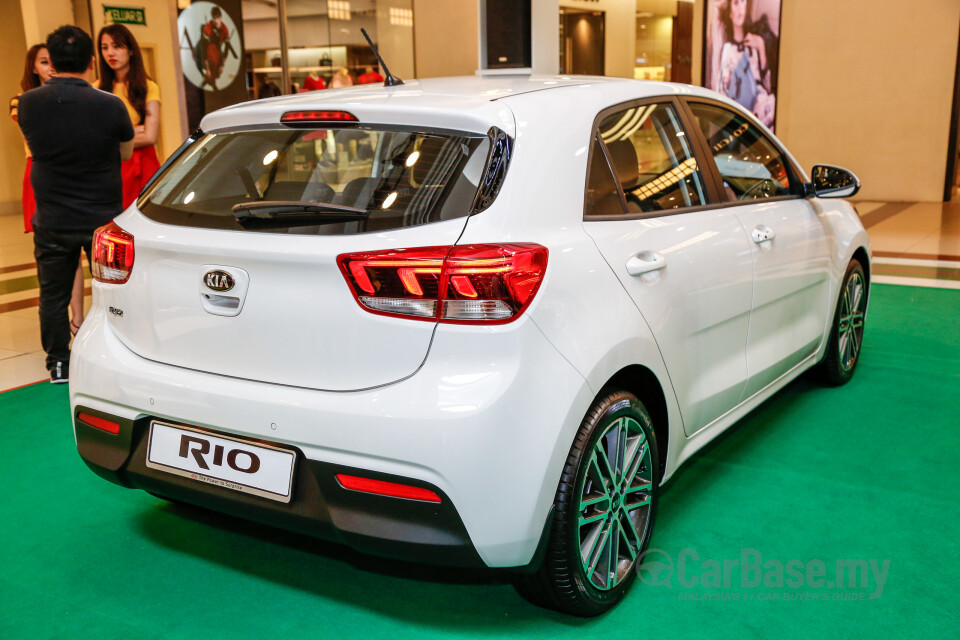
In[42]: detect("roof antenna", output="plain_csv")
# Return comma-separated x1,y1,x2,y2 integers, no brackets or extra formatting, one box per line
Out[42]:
360,28,404,87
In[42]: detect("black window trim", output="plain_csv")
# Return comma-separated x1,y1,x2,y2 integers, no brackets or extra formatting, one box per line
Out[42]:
674,98,728,202
583,94,807,223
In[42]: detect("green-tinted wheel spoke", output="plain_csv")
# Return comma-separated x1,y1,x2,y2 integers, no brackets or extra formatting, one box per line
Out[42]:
595,447,617,491
585,522,612,578
625,480,653,496
619,420,630,486
625,494,651,511
850,322,862,355
579,510,609,527
850,280,863,312
581,521,603,567
621,441,647,490
609,418,628,487
613,519,623,581
618,512,641,555
587,455,612,499
581,493,610,509
604,522,616,582
618,433,641,482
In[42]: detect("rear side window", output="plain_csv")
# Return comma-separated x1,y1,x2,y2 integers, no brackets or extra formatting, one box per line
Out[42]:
140,128,492,234
584,134,624,216
589,102,707,215
687,102,793,201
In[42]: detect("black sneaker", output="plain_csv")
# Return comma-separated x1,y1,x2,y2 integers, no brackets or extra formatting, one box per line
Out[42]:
50,361,68,384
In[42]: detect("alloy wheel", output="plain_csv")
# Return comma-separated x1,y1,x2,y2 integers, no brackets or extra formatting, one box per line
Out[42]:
577,416,654,590
837,270,866,373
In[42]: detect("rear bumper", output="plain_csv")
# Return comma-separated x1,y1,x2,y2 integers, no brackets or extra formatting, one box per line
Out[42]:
75,406,484,566
70,305,594,568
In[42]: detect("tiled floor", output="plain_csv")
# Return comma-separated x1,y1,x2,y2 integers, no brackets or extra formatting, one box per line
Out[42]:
0,212,90,390
856,201,960,289
1,201,958,391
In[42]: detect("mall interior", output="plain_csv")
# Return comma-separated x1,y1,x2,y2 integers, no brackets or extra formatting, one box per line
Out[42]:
1,0,959,387
0,0,958,636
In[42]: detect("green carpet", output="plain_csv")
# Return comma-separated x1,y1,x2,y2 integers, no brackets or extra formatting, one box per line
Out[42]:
1,284,957,639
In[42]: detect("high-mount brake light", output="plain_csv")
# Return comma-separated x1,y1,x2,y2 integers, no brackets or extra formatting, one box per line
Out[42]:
337,244,548,324
92,221,135,284
280,110,358,123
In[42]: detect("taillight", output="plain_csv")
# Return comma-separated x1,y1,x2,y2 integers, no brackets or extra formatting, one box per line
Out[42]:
337,244,548,324
92,221,135,284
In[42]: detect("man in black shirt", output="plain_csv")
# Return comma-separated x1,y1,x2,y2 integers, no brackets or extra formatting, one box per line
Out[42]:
18,25,134,383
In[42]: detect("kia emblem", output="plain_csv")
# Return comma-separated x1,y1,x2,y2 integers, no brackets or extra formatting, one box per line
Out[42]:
204,270,235,292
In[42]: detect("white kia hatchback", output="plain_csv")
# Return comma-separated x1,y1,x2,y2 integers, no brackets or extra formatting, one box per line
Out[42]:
70,75,870,616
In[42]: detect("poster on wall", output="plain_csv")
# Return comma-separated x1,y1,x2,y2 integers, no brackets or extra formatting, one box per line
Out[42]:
703,0,781,132
177,0,246,131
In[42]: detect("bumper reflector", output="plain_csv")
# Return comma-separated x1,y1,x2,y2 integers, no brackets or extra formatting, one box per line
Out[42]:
335,474,441,503
77,412,120,435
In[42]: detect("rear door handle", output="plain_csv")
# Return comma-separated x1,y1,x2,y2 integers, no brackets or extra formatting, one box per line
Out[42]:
625,251,666,276
752,225,775,243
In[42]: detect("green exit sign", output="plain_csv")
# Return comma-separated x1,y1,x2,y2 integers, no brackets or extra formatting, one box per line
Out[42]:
103,6,146,26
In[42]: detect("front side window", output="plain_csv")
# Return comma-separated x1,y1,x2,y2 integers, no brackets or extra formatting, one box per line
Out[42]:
593,102,707,214
688,102,793,201
140,127,491,235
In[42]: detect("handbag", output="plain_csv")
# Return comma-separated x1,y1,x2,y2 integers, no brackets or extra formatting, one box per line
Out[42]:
726,48,758,111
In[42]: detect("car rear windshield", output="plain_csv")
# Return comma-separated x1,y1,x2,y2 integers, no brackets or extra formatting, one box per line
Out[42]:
138,127,492,235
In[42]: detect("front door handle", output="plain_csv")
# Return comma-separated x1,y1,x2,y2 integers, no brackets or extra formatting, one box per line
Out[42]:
752,225,776,244
625,251,666,276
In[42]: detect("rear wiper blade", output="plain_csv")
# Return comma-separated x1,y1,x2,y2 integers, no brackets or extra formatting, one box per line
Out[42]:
231,200,368,228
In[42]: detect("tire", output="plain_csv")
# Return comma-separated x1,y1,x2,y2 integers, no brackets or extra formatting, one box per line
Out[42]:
821,259,867,386
515,390,659,616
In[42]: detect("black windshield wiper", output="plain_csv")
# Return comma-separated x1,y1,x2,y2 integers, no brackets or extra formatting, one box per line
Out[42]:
231,201,368,228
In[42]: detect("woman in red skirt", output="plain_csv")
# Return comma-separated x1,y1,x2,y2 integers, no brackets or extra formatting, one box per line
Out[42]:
11,44,54,232
96,24,161,209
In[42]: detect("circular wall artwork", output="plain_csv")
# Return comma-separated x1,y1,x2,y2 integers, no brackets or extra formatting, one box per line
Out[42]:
178,1,242,92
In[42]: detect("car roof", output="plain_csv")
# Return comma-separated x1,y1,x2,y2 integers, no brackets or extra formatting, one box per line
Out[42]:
200,75,725,137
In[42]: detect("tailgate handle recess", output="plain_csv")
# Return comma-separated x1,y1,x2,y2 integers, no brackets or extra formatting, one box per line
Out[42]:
202,292,240,310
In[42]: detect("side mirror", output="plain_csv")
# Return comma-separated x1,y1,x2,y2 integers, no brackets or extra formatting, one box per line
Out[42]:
807,164,861,199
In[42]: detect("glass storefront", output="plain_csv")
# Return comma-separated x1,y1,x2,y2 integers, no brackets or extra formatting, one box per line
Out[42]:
634,0,693,83
558,1,694,82
241,0,415,98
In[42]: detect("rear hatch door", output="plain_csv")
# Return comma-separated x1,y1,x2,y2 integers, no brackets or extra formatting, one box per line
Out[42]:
100,124,495,391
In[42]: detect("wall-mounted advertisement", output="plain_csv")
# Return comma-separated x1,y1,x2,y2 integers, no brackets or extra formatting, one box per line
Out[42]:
177,0,246,131
703,0,781,132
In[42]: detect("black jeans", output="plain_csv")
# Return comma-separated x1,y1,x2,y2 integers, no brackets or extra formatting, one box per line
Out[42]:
33,226,93,371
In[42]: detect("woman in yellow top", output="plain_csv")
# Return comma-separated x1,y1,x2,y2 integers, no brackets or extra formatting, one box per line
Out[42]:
96,24,161,209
